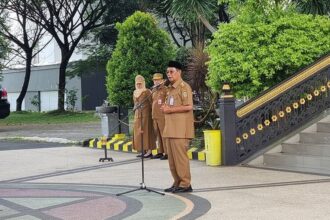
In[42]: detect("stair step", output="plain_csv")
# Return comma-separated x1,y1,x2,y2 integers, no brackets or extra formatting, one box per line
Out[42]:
299,132,330,144
317,122,330,133
320,115,330,123
282,143,330,156
264,153,330,175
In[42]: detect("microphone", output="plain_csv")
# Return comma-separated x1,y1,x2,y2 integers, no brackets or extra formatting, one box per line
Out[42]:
151,79,168,89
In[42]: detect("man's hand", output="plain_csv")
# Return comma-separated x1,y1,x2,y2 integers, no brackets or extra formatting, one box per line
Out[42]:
161,104,192,114
161,104,172,114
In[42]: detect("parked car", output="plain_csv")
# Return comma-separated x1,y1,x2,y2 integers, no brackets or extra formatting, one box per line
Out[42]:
0,85,10,119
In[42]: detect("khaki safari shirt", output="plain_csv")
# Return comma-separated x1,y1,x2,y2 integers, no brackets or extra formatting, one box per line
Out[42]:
163,79,195,139
152,85,167,119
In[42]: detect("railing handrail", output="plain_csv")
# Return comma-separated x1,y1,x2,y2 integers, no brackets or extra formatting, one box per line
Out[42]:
236,53,330,118
219,52,330,165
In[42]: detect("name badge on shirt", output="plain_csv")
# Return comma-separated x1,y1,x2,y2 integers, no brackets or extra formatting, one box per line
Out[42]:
158,99,162,105
169,96,174,106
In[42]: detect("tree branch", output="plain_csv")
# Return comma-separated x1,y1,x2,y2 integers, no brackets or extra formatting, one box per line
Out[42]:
165,14,181,47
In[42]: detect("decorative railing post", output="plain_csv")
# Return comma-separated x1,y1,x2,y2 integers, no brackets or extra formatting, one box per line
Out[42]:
219,83,237,165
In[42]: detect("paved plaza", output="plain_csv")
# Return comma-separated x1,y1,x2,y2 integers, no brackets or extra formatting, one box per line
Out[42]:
0,125,330,219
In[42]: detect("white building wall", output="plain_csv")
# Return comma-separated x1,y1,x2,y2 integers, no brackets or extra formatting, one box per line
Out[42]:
40,91,58,112
7,93,25,111
2,64,82,112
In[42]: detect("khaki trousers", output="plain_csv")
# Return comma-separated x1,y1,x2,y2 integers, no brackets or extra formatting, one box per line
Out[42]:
153,118,167,154
166,138,191,187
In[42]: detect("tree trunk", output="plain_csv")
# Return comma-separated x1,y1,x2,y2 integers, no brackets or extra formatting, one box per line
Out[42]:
198,14,216,33
58,54,69,111
16,52,32,111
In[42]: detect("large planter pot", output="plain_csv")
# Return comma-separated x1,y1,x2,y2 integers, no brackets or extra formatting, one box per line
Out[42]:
203,130,221,166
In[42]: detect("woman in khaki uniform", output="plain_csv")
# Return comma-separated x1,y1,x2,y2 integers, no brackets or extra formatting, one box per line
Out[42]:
133,75,156,158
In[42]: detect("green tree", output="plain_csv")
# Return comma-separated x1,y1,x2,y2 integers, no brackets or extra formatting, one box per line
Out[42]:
206,13,330,97
220,0,295,24
221,0,330,19
106,11,175,106
0,17,8,72
0,33,8,73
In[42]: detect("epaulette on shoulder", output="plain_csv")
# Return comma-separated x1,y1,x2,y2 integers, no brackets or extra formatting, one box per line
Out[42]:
180,82,185,87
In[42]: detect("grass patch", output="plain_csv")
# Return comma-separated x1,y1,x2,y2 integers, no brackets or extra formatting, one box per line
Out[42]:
0,111,100,125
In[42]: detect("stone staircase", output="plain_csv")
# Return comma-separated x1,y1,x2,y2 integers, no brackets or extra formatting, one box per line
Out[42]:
260,115,330,175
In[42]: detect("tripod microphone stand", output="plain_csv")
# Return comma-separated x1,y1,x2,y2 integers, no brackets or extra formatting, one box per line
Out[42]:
117,88,165,196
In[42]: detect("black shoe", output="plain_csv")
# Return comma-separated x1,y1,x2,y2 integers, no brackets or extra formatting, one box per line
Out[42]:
151,153,163,159
172,185,193,193
160,155,168,160
164,185,177,192
136,153,143,157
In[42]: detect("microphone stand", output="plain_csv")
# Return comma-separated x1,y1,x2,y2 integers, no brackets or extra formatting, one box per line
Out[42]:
117,86,165,196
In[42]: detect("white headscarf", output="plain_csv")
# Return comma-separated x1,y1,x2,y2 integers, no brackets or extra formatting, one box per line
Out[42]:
133,75,146,98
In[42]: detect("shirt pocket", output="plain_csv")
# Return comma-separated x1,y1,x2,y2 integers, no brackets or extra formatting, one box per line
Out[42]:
173,93,182,106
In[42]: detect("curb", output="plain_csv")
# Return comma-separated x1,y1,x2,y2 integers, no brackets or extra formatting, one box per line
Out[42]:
0,136,79,145
83,137,205,162
188,147,206,161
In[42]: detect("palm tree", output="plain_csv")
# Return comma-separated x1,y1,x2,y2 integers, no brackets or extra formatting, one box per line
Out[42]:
163,0,217,32
161,0,219,48
293,0,330,15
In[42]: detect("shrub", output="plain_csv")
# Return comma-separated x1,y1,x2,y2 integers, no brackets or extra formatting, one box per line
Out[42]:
106,11,175,106
206,13,330,97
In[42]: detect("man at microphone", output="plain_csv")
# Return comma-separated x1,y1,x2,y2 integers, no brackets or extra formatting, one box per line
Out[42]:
161,61,194,193
151,73,168,160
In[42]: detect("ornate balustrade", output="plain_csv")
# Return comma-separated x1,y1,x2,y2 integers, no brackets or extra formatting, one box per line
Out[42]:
219,54,330,165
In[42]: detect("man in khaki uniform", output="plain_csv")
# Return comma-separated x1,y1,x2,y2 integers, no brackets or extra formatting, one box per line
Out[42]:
151,73,168,160
161,61,194,193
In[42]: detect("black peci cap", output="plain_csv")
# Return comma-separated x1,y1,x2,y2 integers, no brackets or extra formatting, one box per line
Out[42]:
168,60,182,70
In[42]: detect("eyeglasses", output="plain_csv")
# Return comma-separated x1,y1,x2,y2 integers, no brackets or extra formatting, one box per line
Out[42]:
167,70,177,75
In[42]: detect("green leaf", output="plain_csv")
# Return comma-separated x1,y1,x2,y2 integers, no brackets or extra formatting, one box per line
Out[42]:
206,13,330,97
106,11,175,106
